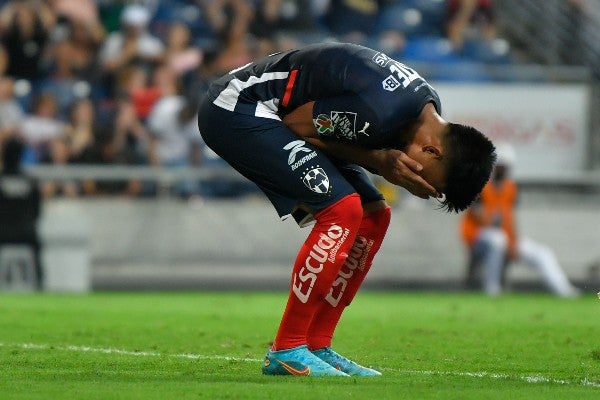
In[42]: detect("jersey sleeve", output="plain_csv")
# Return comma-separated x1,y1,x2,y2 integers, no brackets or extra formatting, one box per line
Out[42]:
312,94,385,147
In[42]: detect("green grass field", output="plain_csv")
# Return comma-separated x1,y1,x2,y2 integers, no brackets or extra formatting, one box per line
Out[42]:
0,291,599,399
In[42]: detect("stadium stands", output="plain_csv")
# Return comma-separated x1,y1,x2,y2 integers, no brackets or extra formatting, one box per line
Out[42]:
0,0,598,196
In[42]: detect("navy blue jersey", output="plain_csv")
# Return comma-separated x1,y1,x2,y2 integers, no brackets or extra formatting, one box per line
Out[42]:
208,43,442,149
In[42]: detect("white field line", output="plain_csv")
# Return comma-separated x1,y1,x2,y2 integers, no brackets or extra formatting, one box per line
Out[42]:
1,342,598,388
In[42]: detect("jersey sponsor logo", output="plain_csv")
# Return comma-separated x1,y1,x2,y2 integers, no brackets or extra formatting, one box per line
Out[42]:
291,151,317,171
382,75,401,92
283,140,313,164
283,140,317,171
301,167,330,194
413,81,431,93
325,236,374,307
313,114,334,135
292,224,351,303
358,122,370,136
330,111,357,140
372,52,391,67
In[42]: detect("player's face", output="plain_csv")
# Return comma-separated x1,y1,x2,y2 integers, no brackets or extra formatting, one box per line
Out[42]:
404,143,447,195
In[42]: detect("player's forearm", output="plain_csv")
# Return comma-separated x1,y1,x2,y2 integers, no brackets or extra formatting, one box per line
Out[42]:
303,136,384,172
281,102,385,171
282,101,437,198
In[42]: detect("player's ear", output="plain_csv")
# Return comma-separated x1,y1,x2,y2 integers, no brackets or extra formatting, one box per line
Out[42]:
423,145,443,159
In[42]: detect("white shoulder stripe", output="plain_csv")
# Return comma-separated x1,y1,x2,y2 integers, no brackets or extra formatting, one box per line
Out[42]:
255,99,281,120
212,71,290,112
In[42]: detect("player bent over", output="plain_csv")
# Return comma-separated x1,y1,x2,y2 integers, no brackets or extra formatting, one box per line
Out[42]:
198,43,496,376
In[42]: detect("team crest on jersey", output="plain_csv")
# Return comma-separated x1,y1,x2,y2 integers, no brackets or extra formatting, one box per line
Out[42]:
302,166,330,194
313,114,334,135
331,111,357,140
382,75,401,92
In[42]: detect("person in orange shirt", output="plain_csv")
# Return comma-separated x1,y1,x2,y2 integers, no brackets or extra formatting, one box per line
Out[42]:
461,144,580,297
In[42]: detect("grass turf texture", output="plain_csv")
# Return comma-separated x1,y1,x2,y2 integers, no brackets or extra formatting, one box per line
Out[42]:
0,292,598,399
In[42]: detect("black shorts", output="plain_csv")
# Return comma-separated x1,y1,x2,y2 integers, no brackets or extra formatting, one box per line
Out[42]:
197,98,384,226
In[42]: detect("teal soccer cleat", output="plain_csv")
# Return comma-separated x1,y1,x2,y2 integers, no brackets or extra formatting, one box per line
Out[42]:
312,347,382,376
262,345,349,377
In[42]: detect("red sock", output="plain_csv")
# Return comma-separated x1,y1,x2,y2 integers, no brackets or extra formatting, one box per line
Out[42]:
307,206,391,350
272,194,363,350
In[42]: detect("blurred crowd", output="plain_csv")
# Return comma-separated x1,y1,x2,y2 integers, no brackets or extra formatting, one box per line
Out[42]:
0,0,505,199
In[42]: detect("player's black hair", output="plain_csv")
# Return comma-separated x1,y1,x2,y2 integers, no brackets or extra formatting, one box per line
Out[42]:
440,123,496,213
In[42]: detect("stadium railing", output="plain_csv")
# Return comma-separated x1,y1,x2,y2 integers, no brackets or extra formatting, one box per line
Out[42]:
25,164,600,194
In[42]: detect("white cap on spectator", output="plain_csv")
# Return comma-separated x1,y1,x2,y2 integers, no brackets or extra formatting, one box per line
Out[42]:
121,4,151,27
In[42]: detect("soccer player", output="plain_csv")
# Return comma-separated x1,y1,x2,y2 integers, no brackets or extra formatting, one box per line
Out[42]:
198,43,495,377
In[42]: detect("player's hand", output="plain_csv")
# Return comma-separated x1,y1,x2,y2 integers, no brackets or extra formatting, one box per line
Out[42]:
378,149,439,199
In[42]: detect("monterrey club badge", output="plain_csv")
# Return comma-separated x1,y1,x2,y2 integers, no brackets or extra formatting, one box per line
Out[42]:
302,166,330,194
313,114,334,136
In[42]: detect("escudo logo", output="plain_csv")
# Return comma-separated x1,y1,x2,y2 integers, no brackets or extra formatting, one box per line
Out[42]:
292,224,348,303
325,236,374,307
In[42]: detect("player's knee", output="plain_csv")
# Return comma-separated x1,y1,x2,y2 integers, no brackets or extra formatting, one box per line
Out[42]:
340,194,364,226
376,206,392,232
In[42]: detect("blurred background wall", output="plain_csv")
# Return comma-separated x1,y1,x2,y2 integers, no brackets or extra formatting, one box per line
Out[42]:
37,196,600,291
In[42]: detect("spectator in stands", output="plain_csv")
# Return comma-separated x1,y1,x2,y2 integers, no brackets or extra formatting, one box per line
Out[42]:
47,0,103,36
18,92,67,164
99,4,164,74
460,143,580,297
0,76,24,144
0,137,43,288
32,97,91,198
202,0,253,38
112,94,150,164
46,1,105,84
81,125,144,197
39,16,101,119
164,21,203,78
201,0,254,74
249,0,290,56
41,135,79,198
65,98,95,163
98,0,127,34
147,64,193,166
323,0,406,56
117,64,161,121
324,0,381,41
147,64,201,197
446,0,497,50
0,0,54,81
